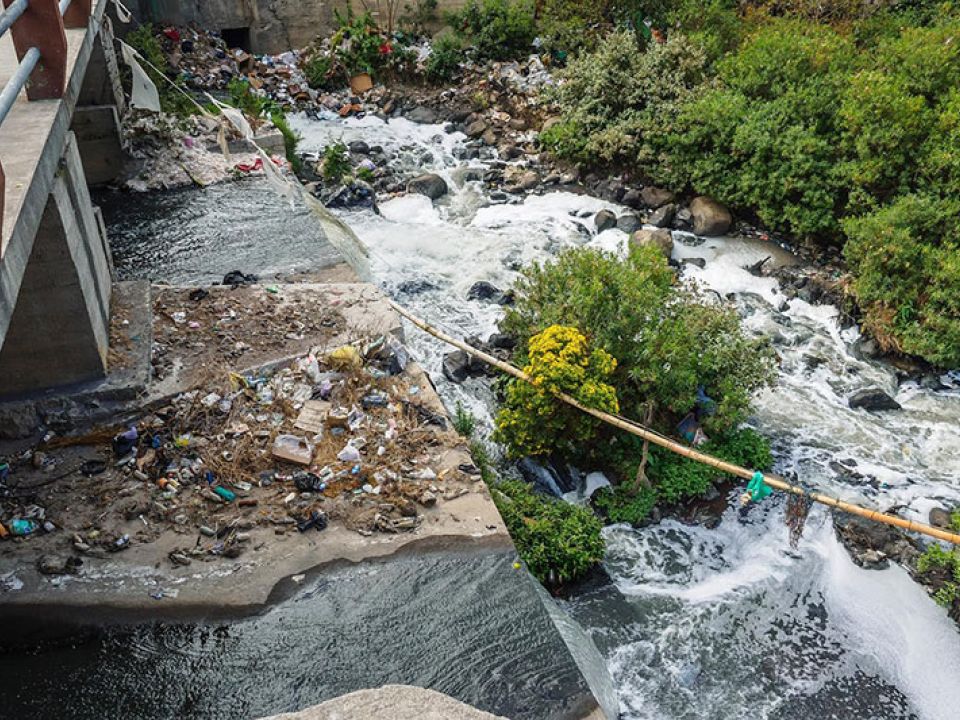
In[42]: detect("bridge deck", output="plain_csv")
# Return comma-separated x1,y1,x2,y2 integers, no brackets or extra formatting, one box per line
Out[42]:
0,24,88,258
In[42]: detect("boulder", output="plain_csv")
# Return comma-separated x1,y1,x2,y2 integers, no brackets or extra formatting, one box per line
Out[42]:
647,203,676,228
347,140,370,154
690,196,732,236
442,351,471,383
848,388,901,411
640,186,675,209
631,229,674,259
406,106,438,124
929,507,954,529
481,128,498,146
488,333,517,350
594,209,617,233
682,257,706,269
506,170,540,193
616,214,643,234
675,206,693,229
467,281,503,303
621,188,643,209
407,174,448,200
465,119,487,138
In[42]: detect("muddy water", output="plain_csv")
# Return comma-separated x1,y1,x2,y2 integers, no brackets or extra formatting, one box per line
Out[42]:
83,111,960,719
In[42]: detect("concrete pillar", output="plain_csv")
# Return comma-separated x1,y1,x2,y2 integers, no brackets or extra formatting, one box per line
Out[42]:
72,105,126,185
0,133,111,398
78,19,125,112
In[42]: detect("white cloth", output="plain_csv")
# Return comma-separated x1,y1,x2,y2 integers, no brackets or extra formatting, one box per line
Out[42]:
119,41,161,112
113,0,133,23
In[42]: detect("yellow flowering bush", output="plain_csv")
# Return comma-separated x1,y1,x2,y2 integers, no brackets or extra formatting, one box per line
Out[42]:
494,325,619,458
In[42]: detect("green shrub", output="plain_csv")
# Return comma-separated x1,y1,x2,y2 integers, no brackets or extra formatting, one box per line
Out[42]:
453,401,476,437
450,0,537,61
843,195,960,366
917,510,960,610
538,119,588,163
126,24,196,116
322,142,351,182
593,484,658,525
546,30,709,172
501,245,778,436
426,33,463,81
304,53,344,90
491,479,605,585
494,325,619,458
661,19,855,238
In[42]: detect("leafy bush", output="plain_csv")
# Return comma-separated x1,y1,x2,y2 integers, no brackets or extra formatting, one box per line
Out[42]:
450,0,537,61
426,33,463,82
593,484,658,525
227,79,301,170
322,142,351,182
662,19,855,238
502,245,778,435
544,30,708,173
494,325,619,458
303,53,344,90
491,479,605,585
843,195,960,366
453,401,476,437
126,24,196,116
917,510,960,610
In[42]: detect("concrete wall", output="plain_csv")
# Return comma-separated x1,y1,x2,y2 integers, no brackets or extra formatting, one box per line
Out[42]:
0,133,112,398
134,0,468,54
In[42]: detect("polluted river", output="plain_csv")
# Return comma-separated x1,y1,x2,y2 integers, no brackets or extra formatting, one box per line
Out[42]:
47,113,960,719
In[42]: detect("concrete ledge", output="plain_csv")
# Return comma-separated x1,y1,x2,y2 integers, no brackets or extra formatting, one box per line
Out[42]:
261,685,507,720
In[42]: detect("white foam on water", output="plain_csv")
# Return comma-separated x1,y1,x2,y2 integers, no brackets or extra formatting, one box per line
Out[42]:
816,528,960,720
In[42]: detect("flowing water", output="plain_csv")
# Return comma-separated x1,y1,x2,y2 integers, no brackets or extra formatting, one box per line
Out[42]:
93,111,960,719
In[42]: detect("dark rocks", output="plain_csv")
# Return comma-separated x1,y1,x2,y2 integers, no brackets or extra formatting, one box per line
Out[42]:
488,333,517,350
647,203,676,228
406,106,439,124
407,173,448,200
465,119,487,138
348,140,370,154
467,281,506,303
616,214,642,234
442,350,488,383
834,512,922,570
848,388,901,411
930,507,954,529
397,279,437,295
595,209,617,233
222,270,259,287
621,188,643,209
640,186,675,209
690,196,733,236
682,257,706,269
675,206,693,230
631,228,674,258
507,170,540,193
37,555,82,576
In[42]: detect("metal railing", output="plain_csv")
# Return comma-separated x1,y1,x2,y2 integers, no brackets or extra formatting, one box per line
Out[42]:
0,0,92,238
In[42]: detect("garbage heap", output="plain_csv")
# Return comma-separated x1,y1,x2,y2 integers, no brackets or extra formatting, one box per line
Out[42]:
0,336,481,573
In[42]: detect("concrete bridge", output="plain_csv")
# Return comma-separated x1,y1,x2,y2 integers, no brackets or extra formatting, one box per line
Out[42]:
0,0,125,398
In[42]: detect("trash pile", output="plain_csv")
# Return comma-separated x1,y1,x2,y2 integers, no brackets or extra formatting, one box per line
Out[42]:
0,336,480,572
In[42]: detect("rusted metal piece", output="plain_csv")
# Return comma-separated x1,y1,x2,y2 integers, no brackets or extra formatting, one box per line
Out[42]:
62,0,91,29
4,0,67,100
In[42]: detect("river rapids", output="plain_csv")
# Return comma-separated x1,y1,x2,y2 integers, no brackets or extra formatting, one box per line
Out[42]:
100,111,960,720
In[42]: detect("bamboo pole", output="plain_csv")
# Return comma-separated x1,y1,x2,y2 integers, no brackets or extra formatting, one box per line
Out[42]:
388,299,960,547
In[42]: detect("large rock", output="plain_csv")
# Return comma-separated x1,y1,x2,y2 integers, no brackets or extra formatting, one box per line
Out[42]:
930,507,954,529
647,203,676,228
594,209,617,233
690,196,732,236
465,119,487,138
617,214,643,234
630,229,674,259
848,388,901,411
407,174,448,200
406,106,438,124
467,280,504,303
640,186,675,209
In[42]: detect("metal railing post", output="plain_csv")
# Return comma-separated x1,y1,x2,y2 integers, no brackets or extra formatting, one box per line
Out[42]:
4,0,68,100
62,0,91,28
